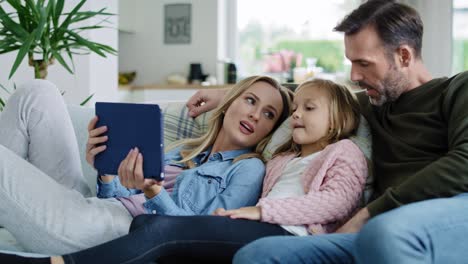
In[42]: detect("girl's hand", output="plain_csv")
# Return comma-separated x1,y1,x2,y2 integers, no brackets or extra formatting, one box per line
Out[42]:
118,147,164,198
214,206,262,220
212,208,226,216
86,116,108,168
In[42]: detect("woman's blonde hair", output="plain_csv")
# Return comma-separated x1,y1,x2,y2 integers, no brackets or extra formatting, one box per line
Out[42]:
169,75,293,168
274,78,360,156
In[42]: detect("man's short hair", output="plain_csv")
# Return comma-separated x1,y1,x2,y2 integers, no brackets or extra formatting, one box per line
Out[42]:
334,0,423,58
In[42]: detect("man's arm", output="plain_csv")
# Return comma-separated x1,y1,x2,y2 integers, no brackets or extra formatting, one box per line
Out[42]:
186,88,229,117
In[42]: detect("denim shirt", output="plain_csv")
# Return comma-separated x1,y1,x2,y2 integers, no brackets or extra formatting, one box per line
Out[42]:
97,146,265,216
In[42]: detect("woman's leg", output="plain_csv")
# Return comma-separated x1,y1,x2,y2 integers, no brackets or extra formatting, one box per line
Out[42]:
0,145,132,255
0,79,90,196
64,215,291,264
355,194,468,264
233,234,357,264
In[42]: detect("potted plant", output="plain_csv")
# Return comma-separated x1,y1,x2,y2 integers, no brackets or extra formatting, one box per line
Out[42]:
0,0,116,79
0,83,14,111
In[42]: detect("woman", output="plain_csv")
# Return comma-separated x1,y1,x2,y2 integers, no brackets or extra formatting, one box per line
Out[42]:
4,79,367,264
0,75,291,255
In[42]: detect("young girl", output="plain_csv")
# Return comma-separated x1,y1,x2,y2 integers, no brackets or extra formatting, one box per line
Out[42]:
4,79,368,264
0,75,291,256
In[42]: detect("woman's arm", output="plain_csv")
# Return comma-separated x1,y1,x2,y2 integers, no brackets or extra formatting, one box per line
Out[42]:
143,158,266,216
97,175,141,198
186,88,229,117
97,146,184,198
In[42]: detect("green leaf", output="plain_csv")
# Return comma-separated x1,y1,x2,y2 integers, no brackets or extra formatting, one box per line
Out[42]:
5,0,21,11
74,25,106,31
36,0,46,10
9,29,35,79
80,93,94,106
63,39,75,71
66,30,105,56
34,7,47,40
69,9,114,24
50,49,73,74
24,0,39,21
53,0,64,28
94,42,117,54
56,0,86,37
0,83,11,94
0,5,29,40
0,45,21,54
0,97,6,111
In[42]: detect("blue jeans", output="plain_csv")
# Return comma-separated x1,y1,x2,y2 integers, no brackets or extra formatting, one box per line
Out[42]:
233,233,357,264
233,194,468,264
355,193,468,264
64,215,291,263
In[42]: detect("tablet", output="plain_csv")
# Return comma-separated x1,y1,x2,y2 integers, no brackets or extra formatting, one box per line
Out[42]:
94,102,165,181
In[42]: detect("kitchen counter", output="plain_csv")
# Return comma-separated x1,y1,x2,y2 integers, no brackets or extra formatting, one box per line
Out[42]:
118,83,233,103
119,83,233,90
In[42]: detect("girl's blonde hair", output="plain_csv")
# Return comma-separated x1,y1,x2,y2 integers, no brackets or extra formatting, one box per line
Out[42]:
169,75,293,168
274,78,360,156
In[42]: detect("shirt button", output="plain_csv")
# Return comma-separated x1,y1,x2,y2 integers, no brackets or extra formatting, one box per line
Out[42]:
208,179,212,184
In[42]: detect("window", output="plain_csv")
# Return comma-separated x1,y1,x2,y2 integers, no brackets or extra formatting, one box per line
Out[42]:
453,0,468,73
236,0,360,82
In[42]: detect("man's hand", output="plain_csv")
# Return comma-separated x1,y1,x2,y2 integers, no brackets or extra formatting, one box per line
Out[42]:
336,207,370,233
186,88,229,117
212,206,262,220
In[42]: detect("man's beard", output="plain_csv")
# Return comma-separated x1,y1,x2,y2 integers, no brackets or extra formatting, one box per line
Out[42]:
362,67,409,106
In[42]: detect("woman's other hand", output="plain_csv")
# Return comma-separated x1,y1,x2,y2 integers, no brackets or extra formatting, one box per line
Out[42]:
86,116,108,168
118,147,164,198
186,88,229,117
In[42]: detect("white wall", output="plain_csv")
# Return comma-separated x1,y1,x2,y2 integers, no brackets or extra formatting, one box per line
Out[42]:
401,0,453,78
118,0,220,86
0,0,119,105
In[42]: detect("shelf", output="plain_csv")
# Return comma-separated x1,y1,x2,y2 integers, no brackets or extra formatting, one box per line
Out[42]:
118,28,135,34
119,84,233,90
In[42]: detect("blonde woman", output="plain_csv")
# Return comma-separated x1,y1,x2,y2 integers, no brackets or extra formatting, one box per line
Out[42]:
0,75,291,257
11,79,368,264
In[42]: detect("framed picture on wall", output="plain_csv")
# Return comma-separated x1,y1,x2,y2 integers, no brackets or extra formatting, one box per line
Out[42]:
164,3,191,44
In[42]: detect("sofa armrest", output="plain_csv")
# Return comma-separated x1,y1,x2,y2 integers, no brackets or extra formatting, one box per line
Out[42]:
67,105,97,196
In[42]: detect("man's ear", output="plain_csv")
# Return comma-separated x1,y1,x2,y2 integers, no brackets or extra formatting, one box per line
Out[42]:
397,44,413,67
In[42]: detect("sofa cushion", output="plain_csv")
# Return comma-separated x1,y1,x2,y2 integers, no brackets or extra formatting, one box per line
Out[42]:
162,103,211,146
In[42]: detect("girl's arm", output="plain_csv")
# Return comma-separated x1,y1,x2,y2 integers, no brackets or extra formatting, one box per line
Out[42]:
143,158,266,216
258,143,368,226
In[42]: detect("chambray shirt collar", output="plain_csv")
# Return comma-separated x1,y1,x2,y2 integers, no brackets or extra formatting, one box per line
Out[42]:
218,148,253,160
193,146,253,164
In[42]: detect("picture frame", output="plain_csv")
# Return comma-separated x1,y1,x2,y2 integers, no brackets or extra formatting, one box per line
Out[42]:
164,3,191,44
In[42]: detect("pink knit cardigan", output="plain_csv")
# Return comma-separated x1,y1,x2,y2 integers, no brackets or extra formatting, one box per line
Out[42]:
257,139,368,234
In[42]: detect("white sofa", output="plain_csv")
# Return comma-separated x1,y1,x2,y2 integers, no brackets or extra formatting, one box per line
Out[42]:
0,100,217,254
0,99,372,255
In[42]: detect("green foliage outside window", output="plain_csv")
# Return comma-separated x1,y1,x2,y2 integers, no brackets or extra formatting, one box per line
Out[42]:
453,39,468,73
274,40,345,73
